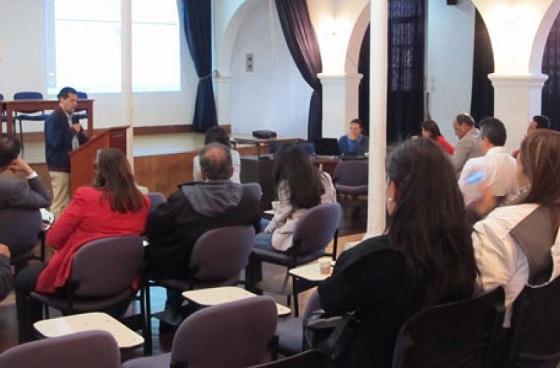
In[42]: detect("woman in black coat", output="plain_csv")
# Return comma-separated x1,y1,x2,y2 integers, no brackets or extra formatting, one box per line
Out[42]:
318,138,479,367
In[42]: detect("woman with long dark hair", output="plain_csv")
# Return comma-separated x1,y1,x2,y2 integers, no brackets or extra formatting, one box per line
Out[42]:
472,130,560,328
258,143,336,251
15,148,149,342
318,138,477,367
421,119,455,154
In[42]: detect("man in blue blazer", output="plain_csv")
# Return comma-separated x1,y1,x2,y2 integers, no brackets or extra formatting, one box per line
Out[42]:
44,87,88,219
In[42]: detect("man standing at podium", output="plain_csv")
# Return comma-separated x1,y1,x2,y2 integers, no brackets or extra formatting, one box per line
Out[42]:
45,87,88,219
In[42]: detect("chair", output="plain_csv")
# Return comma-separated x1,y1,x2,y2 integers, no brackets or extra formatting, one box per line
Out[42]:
391,287,505,368
146,192,166,212
248,350,329,368
248,203,341,317
13,91,49,152
123,296,278,368
276,288,321,355
332,160,369,197
0,208,42,271
507,276,560,367
146,226,256,327
26,236,151,354
0,330,121,368
73,91,89,122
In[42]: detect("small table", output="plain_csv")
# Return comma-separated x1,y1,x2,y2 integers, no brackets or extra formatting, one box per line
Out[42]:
288,257,335,317
34,312,144,349
182,286,291,316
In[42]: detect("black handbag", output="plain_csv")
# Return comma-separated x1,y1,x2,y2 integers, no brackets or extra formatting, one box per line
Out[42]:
304,309,360,361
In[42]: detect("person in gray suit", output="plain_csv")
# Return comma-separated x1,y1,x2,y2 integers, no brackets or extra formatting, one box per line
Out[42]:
451,113,482,177
0,134,52,210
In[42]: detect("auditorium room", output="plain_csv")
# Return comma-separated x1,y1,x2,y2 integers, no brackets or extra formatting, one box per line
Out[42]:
1,0,560,367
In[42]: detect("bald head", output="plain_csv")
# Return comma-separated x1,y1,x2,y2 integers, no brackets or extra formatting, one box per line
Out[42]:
199,143,233,181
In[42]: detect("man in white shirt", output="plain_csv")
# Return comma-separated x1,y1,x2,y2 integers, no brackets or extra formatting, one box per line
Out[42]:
459,117,518,206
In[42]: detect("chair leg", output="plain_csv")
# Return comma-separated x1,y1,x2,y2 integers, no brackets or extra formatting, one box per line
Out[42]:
332,228,339,261
18,119,24,154
140,285,152,355
292,276,300,318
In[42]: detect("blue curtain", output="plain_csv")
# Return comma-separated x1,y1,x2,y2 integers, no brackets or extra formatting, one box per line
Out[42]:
470,10,494,123
275,0,323,141
542,13,560,131
387,0,425,142
180,0,217,132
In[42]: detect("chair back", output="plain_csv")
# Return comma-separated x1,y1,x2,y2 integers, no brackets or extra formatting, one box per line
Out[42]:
0,330,120,368
248,350,329,368
190,226,255,283
147,192,166,212
0,93,3,100
13,91,44,114
244,182,263,201
0,208,42,259
333,160,368,187
391,287,505,368
292,203,341,257
70,236,144,297
77,91,88,99
509,276,560,364
171,296,277,368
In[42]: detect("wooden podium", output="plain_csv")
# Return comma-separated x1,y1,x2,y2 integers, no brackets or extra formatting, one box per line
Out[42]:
69,126,129,194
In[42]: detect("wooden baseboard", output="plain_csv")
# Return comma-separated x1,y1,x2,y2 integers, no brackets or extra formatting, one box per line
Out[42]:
17,124,232,142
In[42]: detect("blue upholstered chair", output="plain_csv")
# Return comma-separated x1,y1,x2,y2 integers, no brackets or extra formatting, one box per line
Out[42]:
123,296,278,368
0,330,121,368
13,91,49,152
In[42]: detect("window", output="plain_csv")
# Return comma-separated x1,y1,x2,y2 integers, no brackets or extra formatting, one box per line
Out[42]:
132,0,181,92
47,0,181,94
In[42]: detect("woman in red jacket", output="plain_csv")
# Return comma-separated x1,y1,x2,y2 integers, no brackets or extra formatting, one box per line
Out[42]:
421,119,455,155
15,148,149,342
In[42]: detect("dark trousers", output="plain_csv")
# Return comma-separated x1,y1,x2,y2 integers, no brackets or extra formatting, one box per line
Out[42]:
15,262,46,343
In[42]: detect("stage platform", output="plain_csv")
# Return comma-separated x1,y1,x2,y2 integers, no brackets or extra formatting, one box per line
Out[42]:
25,132,262,197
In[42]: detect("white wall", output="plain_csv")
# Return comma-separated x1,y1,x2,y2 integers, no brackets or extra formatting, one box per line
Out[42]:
0,0,197,132
425,0,476,144
229,0,311,138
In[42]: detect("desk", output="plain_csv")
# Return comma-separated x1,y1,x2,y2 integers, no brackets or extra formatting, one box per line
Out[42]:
0,99,94,136
231,134,302,158
183,286,291,316
34,312,144,349
288,257,335,317
311,155,341,177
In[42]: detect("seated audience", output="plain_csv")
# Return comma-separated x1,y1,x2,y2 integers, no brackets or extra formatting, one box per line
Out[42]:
512,115,551,158
459,117,518,206
193,126,241,183
338,118,369,156
451,113,482,177
258,143,336,252
146,143,260,313
318,138,477,368
420,119,454,154
15,148,149,342
0,243,12,301
471,129,560,326
0,134,51,210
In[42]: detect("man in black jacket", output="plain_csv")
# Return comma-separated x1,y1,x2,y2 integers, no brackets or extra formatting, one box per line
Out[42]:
145,143,260,313
44,87,88,219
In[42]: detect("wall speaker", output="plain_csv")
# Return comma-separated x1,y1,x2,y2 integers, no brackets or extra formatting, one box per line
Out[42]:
447,0,458,5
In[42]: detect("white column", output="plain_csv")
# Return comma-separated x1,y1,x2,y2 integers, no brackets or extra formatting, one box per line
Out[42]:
365,0,388,238
121,0,134,166
488,73,548,152
318,73,363,139
214,74,233,128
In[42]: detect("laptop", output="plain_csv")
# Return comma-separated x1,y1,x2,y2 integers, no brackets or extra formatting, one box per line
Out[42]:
313,138,340,156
